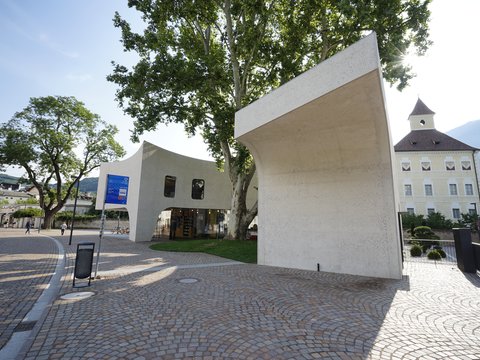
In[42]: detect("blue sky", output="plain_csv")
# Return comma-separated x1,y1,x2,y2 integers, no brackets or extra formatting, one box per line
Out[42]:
1,1,480,177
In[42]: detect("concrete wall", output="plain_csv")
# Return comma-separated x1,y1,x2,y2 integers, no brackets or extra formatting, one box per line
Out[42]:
235,33,402,279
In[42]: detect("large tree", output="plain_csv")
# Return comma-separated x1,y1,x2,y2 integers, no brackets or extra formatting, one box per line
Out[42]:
0,96,125,228
109,0,431,240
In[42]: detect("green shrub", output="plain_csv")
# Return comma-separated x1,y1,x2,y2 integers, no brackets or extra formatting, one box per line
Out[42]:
401,213,424,230
437,249,446,258
410,245,422,257
427,250,442,260
426,212,453,230
12,208,43,218
421,244,430,253
55,211,97,222
412,226,440,240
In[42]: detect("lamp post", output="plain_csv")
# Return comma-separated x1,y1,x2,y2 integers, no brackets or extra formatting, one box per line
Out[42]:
68,179,80,246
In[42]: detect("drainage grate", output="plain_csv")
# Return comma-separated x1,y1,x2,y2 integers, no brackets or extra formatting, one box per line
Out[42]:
13,321,37,333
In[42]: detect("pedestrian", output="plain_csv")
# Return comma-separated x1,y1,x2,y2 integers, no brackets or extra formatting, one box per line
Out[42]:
61,222,67,235
25,220,31,235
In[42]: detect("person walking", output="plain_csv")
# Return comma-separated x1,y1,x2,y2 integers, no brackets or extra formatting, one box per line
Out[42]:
61,222,67,235
25,220,31,235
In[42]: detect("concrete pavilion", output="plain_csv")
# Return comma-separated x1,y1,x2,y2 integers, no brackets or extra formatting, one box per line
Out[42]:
235,33,402,279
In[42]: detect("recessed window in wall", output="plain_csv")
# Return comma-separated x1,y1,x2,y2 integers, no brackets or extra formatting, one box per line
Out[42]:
421,162,431,171
404,184,412,196
191,179,205,200
424,184,433,196
445,161,455,171
461,161,471,170
406,208,415,215
465,184,474,196
469,209,476,216
401,162,411,171
164,176,176,198
452,208,461,219
427,208,435,215
449,184,458,196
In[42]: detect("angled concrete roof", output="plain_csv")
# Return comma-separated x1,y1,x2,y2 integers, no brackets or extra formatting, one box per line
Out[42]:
394,129,477,152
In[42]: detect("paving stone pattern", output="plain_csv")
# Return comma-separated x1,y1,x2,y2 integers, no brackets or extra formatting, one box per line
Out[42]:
0,232,58,349
1,230,480,359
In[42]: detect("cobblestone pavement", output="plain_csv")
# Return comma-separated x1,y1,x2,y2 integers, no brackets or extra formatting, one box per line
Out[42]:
0,230,58,349
1,229,480,359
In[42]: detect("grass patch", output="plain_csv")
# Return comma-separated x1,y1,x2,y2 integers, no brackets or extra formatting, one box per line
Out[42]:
150,239,257,263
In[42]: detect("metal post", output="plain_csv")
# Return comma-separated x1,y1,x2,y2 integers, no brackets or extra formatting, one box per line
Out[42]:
94,203,106,279
68,179,80,246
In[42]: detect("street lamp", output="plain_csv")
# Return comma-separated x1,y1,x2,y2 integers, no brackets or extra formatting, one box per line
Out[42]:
68,179,80,246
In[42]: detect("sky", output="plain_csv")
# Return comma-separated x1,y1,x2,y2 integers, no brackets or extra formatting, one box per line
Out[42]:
1,1,479,178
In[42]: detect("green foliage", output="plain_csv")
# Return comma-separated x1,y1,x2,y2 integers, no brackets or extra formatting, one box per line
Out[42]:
410,245,422,257
427,250,441,260
412,226,440,240
425,212,453,230
150,239,257,263
16,198,39,205
456,212,479,231
55,211,97,222
437,249,446,258
12,208,43,218
110,0,432,239
402,213,425,230
0,96,125,228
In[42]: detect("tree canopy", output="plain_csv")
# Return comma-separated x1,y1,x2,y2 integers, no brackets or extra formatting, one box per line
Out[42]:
109,0,432,239
0,96,125,228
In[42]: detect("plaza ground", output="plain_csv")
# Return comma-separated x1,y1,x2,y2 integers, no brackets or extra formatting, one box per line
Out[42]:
0,228,479,359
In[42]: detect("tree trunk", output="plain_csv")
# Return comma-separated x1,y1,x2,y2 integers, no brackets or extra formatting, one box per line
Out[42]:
225,165,258,240
43,211,55,230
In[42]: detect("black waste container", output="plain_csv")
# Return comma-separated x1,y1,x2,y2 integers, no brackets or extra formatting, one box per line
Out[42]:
73,242,95,287
452,228,476,273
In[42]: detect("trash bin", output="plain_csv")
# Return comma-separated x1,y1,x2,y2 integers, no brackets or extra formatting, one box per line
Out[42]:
73,242,95,288
452,228,476,273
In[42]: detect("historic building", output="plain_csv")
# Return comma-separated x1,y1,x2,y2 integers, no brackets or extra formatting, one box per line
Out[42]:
394,99,480,220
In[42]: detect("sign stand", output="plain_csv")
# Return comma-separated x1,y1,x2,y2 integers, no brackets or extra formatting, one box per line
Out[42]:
94,174,129,279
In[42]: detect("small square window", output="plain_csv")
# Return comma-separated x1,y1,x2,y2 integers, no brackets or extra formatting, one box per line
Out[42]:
427,208,435,215
449,184,458,196
421,162,431,171
424,184,433,196
401,162,411,171
192,179,205,200
445,161,455,171
465,184,474,196
164,176,176,198
469,209,476,216
406,208,415,215
404,184,412,196
452,208,461,219
461,161,471,170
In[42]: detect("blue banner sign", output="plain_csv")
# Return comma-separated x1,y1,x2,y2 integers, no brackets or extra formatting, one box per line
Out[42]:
105,174,129,205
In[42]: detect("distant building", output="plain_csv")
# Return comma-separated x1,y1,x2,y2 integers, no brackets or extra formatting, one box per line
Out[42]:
394,99,480,219
95,141,257,242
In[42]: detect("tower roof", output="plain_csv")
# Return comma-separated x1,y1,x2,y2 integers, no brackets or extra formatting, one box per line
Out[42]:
409,98,435,116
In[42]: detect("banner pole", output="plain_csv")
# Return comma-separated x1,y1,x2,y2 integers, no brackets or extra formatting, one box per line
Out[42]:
94,176,109,279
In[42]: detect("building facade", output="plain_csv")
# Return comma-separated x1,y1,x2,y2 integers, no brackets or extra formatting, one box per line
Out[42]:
95,141,257,242
394,99,480,220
